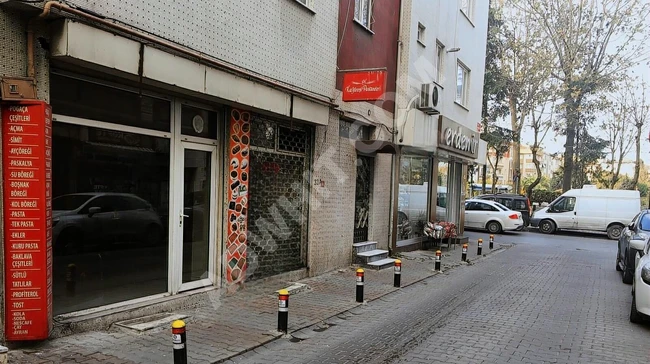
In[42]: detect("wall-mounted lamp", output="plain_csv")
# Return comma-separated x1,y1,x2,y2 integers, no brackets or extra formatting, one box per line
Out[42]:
447,47,461,53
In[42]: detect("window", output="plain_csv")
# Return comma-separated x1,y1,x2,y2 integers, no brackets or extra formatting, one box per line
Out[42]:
436,41,445,82
461,0,474,20
354,0,373,29
52,122,170,314
552,197,576,212
417,23,426,46
639,213,650,231
456,62,470,106
398,157,430,240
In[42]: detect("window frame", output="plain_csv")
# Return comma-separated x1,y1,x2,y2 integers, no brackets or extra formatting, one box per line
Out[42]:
354,0,373,31
455,61,470,107
460,0,474,22
293,0,315,12
417,23,426,46
436,41,445,83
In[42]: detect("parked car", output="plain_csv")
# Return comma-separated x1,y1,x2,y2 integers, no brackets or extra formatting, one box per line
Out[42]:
475,193,532,227
530,185,640,240
464,199,524,234
52,193,164,255
631,237,650,323
617,210,650,284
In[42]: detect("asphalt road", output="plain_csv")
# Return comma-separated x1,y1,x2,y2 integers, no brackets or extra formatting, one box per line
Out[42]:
224,229,650,364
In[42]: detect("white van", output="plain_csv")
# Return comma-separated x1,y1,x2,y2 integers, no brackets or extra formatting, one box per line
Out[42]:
530,186,641,240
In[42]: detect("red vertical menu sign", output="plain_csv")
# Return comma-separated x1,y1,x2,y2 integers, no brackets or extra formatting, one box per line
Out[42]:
2,101,52,341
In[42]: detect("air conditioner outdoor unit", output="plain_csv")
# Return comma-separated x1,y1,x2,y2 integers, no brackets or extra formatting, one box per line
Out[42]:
418,83,441,115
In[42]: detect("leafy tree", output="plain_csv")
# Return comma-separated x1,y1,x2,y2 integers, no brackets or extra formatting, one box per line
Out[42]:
499,1,557,195
482,125,513,192
519,0,650,192
481,0,511,193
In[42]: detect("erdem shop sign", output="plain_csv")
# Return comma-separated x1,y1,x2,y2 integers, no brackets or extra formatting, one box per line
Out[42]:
437,116,479,159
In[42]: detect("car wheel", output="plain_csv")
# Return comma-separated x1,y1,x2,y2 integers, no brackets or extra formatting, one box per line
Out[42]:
622,249,634,284
486,221,502,234
539,219,556,234
616,246,623,271
607,224,624,240
631,291,643,324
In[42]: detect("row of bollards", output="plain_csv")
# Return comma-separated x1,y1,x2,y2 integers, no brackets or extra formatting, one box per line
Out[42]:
171,234,498,362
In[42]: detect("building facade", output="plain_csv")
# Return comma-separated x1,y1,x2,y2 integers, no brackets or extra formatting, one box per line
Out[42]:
0,0,343,341
0,0,489,343
334,0,400,258
394,0,489,246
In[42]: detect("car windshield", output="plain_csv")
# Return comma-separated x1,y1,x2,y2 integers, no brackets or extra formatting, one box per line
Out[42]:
493,202,509,211
53,194,94,210
639,214,650,231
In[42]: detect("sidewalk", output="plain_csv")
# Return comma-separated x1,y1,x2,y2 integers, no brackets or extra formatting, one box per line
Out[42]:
8,233,513,364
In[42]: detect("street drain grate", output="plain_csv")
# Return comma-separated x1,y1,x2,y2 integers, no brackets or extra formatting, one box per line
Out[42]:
115,313,189,333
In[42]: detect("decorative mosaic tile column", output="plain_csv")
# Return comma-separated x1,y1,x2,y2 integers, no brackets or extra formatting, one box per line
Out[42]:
226,109,251,287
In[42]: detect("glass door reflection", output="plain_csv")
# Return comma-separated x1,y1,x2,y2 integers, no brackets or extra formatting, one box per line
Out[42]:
181,147,214,285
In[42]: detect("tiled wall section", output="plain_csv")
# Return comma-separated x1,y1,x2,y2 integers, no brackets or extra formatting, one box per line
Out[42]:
62,0,339,98
308,111,356,275
370,154,392,250
0,7,49,100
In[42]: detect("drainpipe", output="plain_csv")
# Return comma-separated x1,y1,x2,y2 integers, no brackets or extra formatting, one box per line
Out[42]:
26,1,338,108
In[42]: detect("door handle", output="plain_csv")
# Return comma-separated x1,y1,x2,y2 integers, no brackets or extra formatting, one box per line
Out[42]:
574,212,576,215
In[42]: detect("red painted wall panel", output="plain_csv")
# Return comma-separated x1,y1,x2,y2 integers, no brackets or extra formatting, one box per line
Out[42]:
336,0,401,113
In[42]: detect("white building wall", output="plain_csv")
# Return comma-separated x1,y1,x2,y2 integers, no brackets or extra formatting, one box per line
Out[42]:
60,0,338,98
404,0,489,130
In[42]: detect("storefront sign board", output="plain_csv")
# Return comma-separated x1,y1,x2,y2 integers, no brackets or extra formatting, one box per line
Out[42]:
437,116,479,159
342,70,387,102
1,100,53,341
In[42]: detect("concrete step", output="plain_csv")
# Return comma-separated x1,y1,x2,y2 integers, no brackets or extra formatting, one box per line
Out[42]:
366,258,397,270
355,249,389,263
352,241,378,253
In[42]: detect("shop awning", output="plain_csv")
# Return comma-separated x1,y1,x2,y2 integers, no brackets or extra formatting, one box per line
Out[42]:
355,140,398,155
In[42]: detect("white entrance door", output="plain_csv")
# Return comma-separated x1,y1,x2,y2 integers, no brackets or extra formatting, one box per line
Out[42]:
171,142,218,292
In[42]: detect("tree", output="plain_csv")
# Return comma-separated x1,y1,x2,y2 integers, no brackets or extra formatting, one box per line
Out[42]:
481,1,511,194
482,125,513,192
526,103,554,199
601,96,634,188
520,0,650,192
499,1,556,195
623,81,650,189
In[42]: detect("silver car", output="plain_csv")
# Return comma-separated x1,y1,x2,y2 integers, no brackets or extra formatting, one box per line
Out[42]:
52,193,164,255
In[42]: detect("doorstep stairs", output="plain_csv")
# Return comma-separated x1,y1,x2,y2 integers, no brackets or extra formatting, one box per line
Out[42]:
353,241,395,270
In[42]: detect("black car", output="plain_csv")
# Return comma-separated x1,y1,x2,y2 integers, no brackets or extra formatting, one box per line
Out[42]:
617,209,650,284
474,193,532,226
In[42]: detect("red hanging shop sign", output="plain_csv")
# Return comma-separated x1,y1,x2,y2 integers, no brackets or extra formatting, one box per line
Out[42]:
2,100,53,341
342,70,387,102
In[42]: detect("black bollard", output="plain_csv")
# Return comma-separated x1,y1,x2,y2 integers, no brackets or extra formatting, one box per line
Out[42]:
172,320,187,364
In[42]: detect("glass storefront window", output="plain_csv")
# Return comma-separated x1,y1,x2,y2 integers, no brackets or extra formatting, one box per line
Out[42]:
437,161,449,221
52,123,170,315
50,73,171,132
398,157,430,240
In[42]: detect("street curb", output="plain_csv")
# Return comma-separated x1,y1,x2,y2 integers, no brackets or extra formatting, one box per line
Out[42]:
211,243,515,364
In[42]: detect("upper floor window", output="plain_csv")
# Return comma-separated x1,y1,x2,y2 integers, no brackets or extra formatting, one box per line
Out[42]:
417,23,426,46
436,41,445,83
354,0,373,29
456,62,470,106
461,0,474,21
